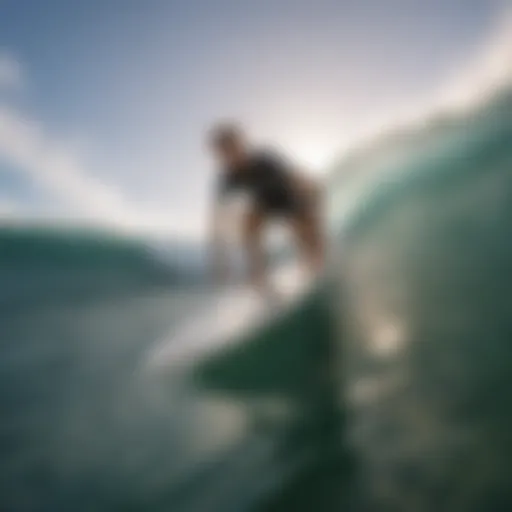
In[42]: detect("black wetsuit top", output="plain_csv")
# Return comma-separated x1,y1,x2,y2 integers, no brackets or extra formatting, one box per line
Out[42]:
218,151,302,217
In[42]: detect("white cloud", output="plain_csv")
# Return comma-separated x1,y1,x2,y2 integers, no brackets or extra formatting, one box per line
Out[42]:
0,104,202,239
0,52,23,90
0,105,135,218
0,52,204,238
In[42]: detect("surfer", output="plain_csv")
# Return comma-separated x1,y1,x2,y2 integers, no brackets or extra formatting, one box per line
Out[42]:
208,123,324,292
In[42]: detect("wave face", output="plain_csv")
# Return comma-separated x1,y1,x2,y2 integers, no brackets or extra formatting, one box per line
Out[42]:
335,87,512,510
0,87,510,512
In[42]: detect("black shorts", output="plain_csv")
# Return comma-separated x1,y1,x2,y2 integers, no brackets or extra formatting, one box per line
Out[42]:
259,190,315,221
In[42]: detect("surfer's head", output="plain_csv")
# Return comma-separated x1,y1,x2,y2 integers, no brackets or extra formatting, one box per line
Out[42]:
209,122,248,169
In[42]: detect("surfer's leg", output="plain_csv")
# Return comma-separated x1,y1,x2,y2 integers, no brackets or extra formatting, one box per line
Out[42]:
292,210,325,275
243,208,268,288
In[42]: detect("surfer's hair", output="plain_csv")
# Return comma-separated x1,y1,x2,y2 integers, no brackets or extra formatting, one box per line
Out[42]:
209,122,244,149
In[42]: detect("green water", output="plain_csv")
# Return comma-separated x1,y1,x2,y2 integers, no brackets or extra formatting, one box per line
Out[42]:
335,88,512,511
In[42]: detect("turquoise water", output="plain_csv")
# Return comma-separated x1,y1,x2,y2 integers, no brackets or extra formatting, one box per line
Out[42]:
336,88,512,511
0,87,511,511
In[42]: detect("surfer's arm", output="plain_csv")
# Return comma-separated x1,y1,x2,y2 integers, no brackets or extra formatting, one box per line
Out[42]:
287,168,323,217
209,195,231,285
293,170,321,200
243,208,267,290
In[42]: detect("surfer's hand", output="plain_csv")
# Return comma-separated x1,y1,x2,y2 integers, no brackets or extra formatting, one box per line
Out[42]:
211,262,229,287
209,248,228,286
209,236,230,287
248,275,271,294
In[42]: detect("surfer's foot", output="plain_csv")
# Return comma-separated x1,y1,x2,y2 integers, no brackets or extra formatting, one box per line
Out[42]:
249,277,282,304
304,255,324,281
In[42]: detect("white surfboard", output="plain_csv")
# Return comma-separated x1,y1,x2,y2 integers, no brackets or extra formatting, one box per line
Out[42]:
146,263,313,371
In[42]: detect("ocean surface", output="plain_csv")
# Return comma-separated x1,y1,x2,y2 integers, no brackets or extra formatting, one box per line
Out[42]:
0,87,511,511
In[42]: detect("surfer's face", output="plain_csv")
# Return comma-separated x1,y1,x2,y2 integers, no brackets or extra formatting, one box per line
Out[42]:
210,131,248,170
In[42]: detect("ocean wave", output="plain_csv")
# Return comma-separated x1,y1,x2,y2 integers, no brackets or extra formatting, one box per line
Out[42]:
0,227,202,307
328,85,512,237
330,81,512,509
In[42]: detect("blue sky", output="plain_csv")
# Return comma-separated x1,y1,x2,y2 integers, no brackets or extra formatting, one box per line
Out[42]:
0,0,508,238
